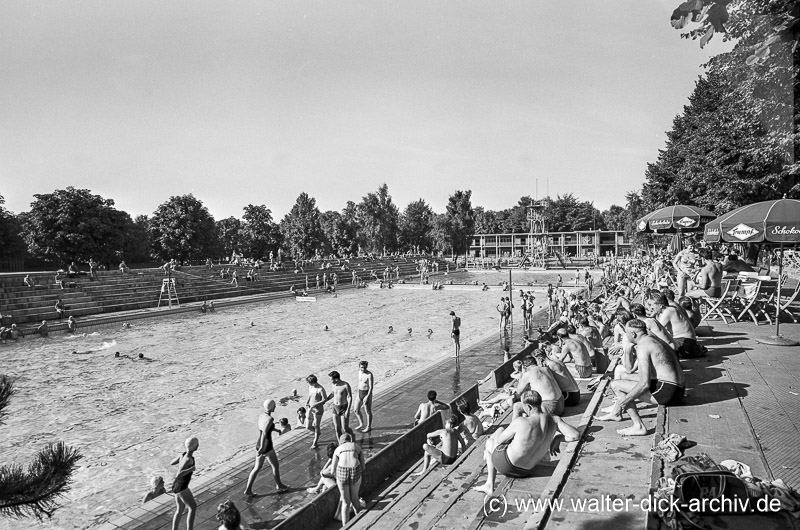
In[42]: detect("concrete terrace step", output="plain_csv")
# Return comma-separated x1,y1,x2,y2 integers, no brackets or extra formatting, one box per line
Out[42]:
347,378,598,530
1,258,455,330
8,300,102,317
1,293,94,309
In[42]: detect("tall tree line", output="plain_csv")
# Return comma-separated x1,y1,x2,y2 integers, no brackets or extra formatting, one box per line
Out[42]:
634,0,798,219
0,185,629,267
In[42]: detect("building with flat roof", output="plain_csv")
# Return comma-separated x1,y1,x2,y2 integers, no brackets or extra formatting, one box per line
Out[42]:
468,230,632,259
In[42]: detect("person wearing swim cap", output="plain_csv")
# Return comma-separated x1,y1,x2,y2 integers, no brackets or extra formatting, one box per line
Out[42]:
170,436,199,530
244,399,288,495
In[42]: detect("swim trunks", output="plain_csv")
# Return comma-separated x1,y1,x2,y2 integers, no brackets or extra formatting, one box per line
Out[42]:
333,401,348,416
674,337,704,359
452,329,460,337
648,379,685,406
491,442,536,478
575,364,593,378
336,464,362,484
564,390,581,407
540,395,565,416
441,453,456,465
358,389,372,407
704,286,722,298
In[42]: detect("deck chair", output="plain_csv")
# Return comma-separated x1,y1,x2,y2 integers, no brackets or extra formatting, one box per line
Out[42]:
700,279,740,325
737,280,777,325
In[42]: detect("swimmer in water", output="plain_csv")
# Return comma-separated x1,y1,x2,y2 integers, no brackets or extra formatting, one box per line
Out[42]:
324,325,329,331
278,418,291,435
122,322,131,329
407,327,412,335
427,329,433,338
388,326,394,334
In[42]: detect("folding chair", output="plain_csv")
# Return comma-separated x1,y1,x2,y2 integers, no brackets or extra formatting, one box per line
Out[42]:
766,280,800,324
737,280,777,325
700,279,740,325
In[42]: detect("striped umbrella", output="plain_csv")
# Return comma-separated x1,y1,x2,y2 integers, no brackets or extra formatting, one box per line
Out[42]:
703,197,800,346
636,205,716,234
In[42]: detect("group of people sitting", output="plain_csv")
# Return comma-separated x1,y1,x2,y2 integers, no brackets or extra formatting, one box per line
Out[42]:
407,347,585,497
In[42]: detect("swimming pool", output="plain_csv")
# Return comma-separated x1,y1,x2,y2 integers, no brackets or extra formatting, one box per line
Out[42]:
0,270,579,529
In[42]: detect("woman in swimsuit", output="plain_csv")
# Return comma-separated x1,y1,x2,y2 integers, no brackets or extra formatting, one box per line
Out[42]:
170,436,199,530
244,399,288,495
325,433,365,524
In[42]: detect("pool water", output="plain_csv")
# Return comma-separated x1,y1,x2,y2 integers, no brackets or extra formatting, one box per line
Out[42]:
0,270,579,529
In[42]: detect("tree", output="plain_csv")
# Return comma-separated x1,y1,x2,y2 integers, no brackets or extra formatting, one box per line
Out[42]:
601,205,627,230
149,194,217,262
547,194,603,232
21,187,131,265
356,184,400,253
624,191,654,249
0,375,83,519
672,0,798,188
444,190,475,256
0,195,26,261
399,199,435,250
240,205,280,259
642,72,791,211
279,193,324,259
338,202,360,255
124,215,151,264
505,196,533,233
216,217,242,258
474,207,500,234
429,213,451,254
320,210,360,256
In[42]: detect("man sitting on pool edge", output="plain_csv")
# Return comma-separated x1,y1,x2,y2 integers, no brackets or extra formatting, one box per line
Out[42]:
596,318,685,436
473,390,579,495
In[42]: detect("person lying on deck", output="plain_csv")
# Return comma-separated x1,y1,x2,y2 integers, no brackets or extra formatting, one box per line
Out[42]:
473,390,579,495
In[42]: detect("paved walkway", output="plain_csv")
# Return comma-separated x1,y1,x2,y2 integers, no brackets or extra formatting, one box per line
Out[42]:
101,326,523,530
550,320,800,530
655,320,800,529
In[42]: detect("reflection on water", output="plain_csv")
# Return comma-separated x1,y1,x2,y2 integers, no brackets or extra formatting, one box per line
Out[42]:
451,358,461,396
0,270,570,529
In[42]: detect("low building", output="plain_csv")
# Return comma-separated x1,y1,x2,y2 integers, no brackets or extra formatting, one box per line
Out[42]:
468,230,632,259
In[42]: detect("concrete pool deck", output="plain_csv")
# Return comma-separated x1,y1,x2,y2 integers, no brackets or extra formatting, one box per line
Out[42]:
98,325,526,530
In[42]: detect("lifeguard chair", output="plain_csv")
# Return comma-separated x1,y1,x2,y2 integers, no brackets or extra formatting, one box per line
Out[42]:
158,275,180,308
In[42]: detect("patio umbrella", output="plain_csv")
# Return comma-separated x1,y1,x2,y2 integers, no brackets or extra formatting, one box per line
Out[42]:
703,196,800,346
636,204,717,234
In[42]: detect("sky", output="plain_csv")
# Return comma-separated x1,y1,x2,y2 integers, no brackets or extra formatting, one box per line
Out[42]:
0,0,732,221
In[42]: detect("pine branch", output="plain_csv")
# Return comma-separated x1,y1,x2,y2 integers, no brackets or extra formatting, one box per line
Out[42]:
0,442,83,520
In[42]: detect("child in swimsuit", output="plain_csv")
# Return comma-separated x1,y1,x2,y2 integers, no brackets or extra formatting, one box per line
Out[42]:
142,475,166,504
